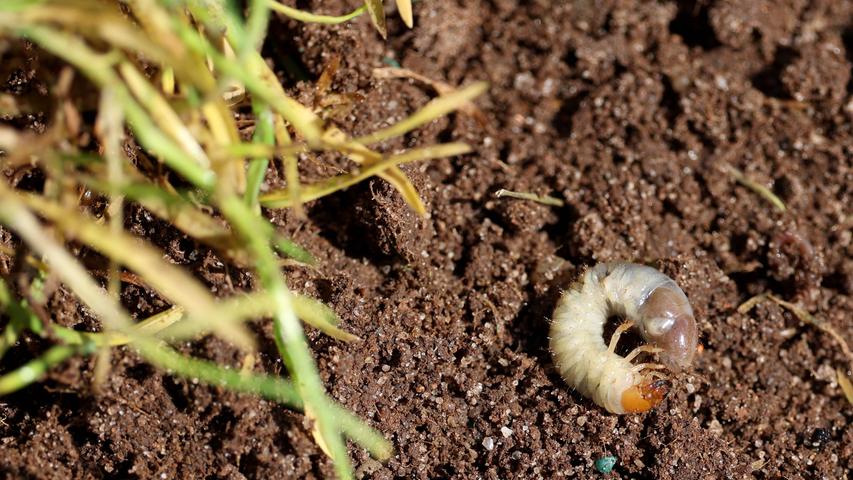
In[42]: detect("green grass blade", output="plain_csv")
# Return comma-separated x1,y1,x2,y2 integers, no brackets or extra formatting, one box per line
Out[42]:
0,217,383,459
0,191,364,454
0,278,44,359
134,338,303,407
330,403,392,460
273,235,315,264
162,291,356,342
219,195,355,479
90,177,314,265
124,0,217,92
245,105,274,212
267,0,367,24
96,181,233,240
0,345,82,395
245,0,271,55
0,0,48,13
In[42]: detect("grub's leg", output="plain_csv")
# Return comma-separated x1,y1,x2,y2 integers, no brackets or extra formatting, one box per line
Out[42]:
624,344,664,363
608,320,635,353
631,363,666,373
646,370,668,380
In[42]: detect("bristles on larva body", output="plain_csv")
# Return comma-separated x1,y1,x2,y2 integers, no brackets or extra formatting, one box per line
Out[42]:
549,263,697,414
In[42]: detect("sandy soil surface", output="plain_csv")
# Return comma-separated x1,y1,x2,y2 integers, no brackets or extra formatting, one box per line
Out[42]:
1,0,851,478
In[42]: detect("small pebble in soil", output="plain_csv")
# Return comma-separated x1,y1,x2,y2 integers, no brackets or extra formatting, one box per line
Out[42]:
500,426,513,438
482,437,495,451
808,428,831,449
595,455,617,474
381,56,400,68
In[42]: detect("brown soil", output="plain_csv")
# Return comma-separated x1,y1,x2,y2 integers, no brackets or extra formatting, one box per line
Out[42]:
2,0,852,478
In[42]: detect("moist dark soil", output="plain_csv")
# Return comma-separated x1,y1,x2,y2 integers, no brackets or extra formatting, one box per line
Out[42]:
2,0,853,478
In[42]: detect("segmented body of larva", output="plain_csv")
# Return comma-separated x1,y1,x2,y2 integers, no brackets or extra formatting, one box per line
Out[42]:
549,263,698,414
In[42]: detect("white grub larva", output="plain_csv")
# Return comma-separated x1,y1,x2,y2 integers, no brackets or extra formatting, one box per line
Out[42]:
549,262,698,414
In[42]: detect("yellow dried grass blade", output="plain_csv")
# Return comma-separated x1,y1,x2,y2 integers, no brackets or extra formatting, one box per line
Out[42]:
494,189,564,207
119,62,211,168
252,55,324,145
126,0,216,91
201,101,246,194
65,306,187,347
725,164,787,212
323,127,427,215
161,67,176,95
9,4,178,77
742,294,853,402
378,167,426,215
373,67,488,126
395,0,413,28
765,294,853,363
354,81,488,145
163,292,359,342
162,12,324,145
364,0,387,39
737,294,767,314
18,193,256,351
838,369,853,406
274,115,304,217
260,143,471,208
128,190,230,240
0,188,133,334
293,295,360,342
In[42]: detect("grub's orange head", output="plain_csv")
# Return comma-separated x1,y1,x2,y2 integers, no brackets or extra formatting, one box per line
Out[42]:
620,380,669,413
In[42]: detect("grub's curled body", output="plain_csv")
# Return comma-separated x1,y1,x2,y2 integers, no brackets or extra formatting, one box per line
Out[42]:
549,263,698,414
